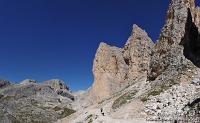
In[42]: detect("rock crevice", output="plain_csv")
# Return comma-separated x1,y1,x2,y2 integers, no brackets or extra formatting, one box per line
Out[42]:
181,9,200,67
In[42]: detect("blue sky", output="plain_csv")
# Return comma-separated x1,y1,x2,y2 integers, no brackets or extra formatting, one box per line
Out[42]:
0,0,198,91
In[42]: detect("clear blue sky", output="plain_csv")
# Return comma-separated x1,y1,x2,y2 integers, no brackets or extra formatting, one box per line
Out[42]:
0,0,198,91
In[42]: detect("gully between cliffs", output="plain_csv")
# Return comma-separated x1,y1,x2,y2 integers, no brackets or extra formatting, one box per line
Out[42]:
181,9,200,68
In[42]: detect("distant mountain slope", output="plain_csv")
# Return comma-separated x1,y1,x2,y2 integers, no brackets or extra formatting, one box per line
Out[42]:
0,79,75,123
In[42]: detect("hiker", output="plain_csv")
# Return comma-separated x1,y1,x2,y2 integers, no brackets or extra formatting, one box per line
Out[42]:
100,108,105,116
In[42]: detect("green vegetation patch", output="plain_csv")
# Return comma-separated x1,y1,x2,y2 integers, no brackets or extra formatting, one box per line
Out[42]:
141,83,176,102
2,95,14,101
112,91,137,110
148,90,162,97
0,94,4,99
140,97,148,102
98,100,105,105
30,99,38,107
58,107,76,119
53,106,62,111
85,114,93,121
88,118,93,123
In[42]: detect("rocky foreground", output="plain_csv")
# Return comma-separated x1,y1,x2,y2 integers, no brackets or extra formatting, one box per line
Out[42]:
1,0,200,123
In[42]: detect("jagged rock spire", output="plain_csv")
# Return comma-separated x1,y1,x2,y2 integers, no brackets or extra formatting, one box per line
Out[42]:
91,42,128,101
123,24,153,83
90,25,153,101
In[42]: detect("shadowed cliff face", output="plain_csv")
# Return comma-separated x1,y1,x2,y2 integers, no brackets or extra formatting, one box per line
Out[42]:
181,9,200,68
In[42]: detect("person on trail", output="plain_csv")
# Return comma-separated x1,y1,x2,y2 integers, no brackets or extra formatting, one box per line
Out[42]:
100,108,105,116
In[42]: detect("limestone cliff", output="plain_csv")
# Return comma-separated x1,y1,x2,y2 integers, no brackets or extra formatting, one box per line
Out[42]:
90,25,153,101
145,0,200,121
148,0,200,88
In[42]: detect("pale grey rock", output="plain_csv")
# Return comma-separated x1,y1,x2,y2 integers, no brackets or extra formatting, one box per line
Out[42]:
0,80,75,123
192,77,200,85
145,84,200,122
44,79,69,91
43,79,74,100
20,79,37,85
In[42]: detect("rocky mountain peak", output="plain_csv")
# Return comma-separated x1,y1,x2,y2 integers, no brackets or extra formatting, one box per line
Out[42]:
124,24,153,48
90,25,153,102
148,0,200,83
123,24,153,81
158,0,192,46
44,79,69,91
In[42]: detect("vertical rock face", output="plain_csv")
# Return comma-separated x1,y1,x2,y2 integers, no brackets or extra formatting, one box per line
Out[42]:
145,0,200,120
90,25,153,101
148,0,200,86
91,43,128,101
123,25,154,82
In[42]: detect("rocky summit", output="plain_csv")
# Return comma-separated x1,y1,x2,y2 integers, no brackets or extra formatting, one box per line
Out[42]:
1,0,200,123
90,25,153,102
